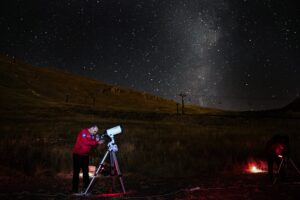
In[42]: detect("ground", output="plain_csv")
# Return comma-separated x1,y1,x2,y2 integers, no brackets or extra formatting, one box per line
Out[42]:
1,171,300,200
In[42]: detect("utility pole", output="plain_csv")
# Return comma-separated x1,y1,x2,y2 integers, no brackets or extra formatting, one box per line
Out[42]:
179,92,187,115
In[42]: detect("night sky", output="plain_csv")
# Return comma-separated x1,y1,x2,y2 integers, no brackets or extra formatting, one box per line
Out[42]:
0,0,299,111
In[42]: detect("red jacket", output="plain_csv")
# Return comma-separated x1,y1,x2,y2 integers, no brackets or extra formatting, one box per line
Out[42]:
72,128,98,156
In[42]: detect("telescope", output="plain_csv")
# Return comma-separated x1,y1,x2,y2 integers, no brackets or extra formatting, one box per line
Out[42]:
95,125,123,142
83,125,126,195
105,125,122,138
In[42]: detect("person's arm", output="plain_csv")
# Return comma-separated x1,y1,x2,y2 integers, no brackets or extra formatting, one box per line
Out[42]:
80,131,98,146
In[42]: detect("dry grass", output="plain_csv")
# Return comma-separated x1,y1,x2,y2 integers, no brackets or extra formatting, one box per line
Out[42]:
1,107,299,179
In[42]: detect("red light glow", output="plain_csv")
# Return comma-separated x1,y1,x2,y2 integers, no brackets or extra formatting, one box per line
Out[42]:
250,165,264,173
94,192,129,197
245,160,267,174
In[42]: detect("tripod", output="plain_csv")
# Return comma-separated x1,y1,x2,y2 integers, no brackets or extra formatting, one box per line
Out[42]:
83,138,126,195
273,155,300,184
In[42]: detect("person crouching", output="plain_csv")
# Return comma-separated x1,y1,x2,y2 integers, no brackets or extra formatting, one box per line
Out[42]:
266,134,290,183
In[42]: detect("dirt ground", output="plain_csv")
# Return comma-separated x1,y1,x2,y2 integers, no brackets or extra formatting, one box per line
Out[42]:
1,171,300,200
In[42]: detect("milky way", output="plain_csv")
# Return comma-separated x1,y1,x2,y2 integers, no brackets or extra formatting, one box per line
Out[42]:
0,0,299,110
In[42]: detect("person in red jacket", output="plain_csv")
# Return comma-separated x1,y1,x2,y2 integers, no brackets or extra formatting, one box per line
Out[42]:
72,124,104,193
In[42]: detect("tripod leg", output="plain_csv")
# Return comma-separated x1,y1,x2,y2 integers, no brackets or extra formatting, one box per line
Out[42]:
83,150,110,195
109,152,117,192
289,158,300,175
273,158,284,185
111,152,126,193
110,152,115,176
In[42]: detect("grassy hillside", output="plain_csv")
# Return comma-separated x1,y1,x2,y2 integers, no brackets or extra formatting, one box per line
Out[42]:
0,55,217,114
0,55,299,181
283,98,300,112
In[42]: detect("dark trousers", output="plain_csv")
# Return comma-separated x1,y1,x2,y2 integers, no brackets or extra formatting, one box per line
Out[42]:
72,154,89,192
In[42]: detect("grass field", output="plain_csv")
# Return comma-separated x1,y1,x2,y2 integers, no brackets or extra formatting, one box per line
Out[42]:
1,104,299,178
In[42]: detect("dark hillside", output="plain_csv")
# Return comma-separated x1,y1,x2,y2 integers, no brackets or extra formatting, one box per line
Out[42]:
0,55,174,112
282,98,300,112
0,55,218,115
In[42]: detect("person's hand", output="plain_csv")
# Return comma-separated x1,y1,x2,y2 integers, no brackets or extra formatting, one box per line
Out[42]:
98,140,104,144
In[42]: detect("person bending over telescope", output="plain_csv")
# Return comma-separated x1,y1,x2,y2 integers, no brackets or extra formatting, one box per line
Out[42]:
72,124,104,193
266,134,290,182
